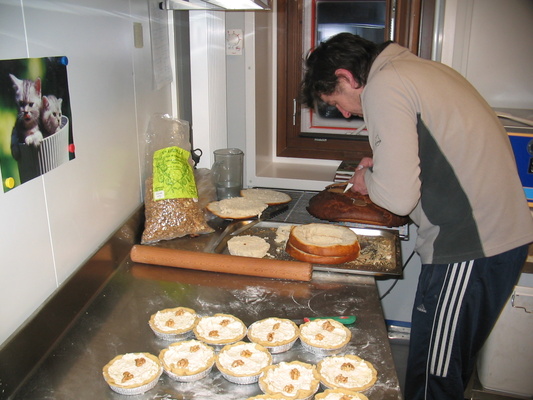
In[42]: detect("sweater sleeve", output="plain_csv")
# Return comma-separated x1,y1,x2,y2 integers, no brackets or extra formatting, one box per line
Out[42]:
362,68,422,216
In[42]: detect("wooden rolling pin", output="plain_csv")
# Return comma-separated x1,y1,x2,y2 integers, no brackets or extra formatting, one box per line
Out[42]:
131,265,314,298
130,245,313,282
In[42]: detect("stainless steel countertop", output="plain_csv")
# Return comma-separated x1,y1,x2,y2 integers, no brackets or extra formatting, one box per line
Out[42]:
4,199,403,399
13,263,402,399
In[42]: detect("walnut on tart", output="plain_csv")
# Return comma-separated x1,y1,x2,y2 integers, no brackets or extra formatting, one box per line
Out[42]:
148,306,198,340
299,318,352,355
247,317,300,353
193,313,247,346
258,360,320,400
102,352,162,395
158,339,215,381
316,354,378,392
216,341,272,384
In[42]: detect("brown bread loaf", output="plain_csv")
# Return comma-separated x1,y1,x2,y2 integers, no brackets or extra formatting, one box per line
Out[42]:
307,186,409,227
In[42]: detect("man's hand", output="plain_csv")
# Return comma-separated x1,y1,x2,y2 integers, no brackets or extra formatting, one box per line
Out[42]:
348,157,373,195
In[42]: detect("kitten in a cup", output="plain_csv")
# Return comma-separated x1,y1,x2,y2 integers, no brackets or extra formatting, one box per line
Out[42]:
41,94,63,137
9,74,44,160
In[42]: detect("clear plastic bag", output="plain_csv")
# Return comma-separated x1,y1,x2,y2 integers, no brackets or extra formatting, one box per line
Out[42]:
194,167,217,217
141,114,213,244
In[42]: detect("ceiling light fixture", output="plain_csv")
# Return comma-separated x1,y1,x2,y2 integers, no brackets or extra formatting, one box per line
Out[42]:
160,0,271,11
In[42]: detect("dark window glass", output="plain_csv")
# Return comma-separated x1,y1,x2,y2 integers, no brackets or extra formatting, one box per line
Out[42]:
314,0,387,120
316,0,386,43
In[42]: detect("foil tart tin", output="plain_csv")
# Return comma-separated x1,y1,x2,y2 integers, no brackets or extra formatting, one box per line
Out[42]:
219,370,262,385
149,326,194,341
261,338,298,354
246,320,299,354
106,367,162,396
163,363,214,382
299,340,348,356
206,339,242,352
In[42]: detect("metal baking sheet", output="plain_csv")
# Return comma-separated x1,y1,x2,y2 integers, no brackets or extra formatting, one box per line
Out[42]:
214,221,402,276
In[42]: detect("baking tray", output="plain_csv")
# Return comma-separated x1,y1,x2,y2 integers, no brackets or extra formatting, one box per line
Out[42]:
213,221,402,276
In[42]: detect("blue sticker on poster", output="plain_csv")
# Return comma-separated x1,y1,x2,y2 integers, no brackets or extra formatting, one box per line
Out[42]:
0,56,75,192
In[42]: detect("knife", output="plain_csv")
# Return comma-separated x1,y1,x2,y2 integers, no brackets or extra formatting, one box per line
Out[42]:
229,203,289,237
326,181,353,193
343,164,366,192
343,182,353,193
291,315,356,326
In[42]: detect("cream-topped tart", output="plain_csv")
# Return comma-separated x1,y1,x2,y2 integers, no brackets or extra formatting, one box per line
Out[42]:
102,352,162,395
193,313,247,347
299,319,351,355
314,388,369,400
316,355,378,392
159,339,215,382
259,361,320,400
247,317,299,353
216,341,272,384
149,306,198,340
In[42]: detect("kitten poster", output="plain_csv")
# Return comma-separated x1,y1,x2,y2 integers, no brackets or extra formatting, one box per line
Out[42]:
0,56,75,192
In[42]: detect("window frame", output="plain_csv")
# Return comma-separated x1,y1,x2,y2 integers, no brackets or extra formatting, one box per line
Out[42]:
275,0,433,161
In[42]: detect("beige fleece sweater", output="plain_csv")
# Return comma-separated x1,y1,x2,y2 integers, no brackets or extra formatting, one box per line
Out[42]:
361,43,533,264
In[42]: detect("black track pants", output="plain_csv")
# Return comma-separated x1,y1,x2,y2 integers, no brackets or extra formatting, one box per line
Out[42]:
404,244,528,400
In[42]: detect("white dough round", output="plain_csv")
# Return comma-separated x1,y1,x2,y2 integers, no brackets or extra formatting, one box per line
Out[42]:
228,235,270,258
240,189,291,205
207,197,268,219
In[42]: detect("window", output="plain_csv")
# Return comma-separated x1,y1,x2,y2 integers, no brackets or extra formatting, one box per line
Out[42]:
276,0,434,161
301,0,386,139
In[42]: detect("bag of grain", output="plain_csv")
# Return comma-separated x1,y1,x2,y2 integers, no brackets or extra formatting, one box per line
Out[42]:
141,114,213,244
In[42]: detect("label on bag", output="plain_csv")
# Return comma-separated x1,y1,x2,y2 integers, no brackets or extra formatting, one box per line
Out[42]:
152,146,198,200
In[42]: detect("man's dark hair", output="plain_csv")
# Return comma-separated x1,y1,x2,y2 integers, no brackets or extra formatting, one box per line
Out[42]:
300,33,391,108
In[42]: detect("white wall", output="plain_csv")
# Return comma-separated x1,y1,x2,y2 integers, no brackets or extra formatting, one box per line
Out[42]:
0,0,174,345
440,0,533,109
225,12,247,153
189,10,229,169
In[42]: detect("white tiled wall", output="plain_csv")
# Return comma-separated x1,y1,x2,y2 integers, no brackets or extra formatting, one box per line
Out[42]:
0,0,173,345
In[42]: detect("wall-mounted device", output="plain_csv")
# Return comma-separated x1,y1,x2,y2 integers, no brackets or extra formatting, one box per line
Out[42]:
226,29,243,55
